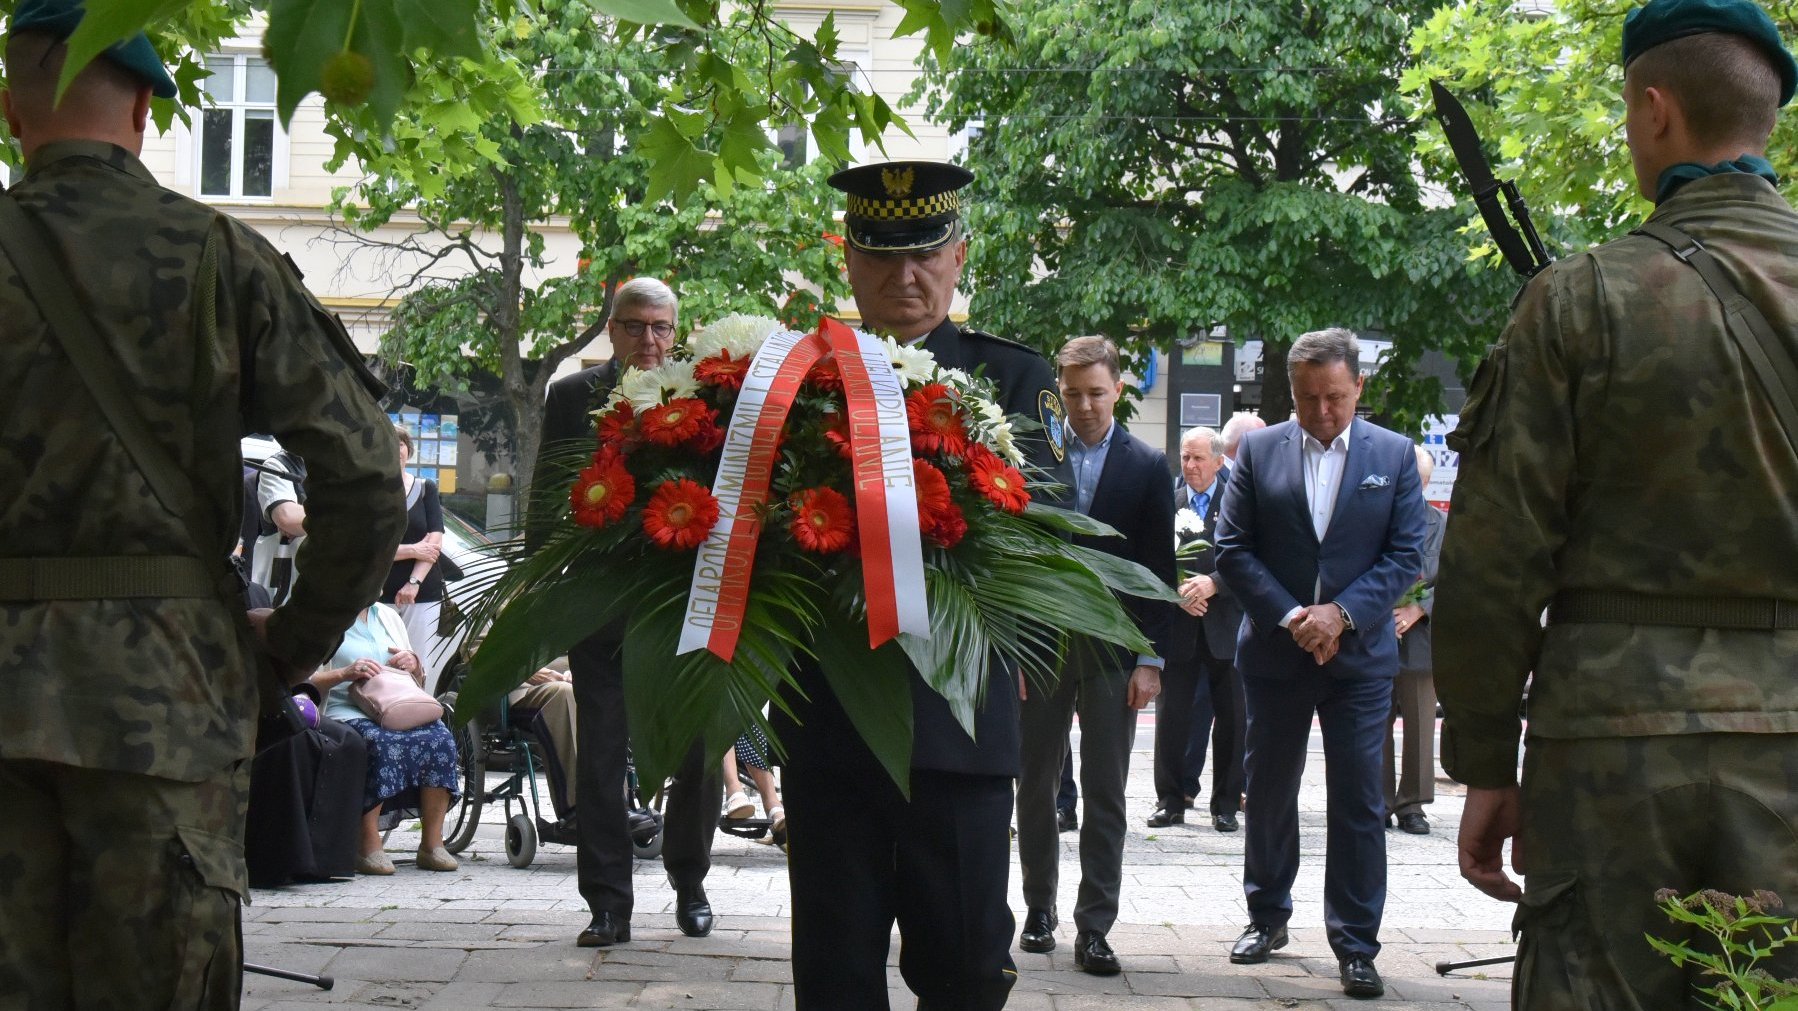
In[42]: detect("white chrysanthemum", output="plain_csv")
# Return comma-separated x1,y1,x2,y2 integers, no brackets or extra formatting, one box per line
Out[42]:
617,361,699,410
690,314,781,361
1175,507,1206,538
976,399,1005,426
882,336,937,387
936,366,973,388
991,419,1024,466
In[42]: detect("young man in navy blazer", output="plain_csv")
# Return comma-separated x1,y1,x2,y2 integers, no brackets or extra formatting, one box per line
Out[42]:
1015,336,1177,976
1213,328,1428,1000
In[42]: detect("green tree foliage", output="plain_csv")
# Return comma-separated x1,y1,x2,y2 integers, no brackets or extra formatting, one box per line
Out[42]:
1407,0,1798,255
5,0,1005,202
331,0,852,498
917,0,1516,430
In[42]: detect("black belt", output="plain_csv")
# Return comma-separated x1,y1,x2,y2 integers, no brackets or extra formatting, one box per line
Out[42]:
1548,589,1798,631
0,556,220,601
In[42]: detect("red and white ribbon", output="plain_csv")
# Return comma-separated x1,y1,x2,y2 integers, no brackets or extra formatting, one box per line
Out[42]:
678,328,826,661
821,319,929,647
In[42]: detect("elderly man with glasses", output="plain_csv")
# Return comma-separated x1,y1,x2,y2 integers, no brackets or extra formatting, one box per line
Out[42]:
528,276,724,948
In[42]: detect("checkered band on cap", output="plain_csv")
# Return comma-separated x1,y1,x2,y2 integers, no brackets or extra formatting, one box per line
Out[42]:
845,190,963,221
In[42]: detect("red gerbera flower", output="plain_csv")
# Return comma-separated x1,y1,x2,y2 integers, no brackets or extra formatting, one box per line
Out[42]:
912,458,967,548
694,351,750,391
821,409,855,460
570,454,635,527
906,383,970,456
596,402,635,445
968,452,1031,514
807,355,844,393
641,478,720,550
789,487,856,553
640,398,716,448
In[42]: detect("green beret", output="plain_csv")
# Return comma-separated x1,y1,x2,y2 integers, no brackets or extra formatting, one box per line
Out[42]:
8,0,178,100
1624,0,1798,106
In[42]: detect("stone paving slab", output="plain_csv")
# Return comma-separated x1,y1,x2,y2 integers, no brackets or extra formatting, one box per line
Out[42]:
245,720,1519,1008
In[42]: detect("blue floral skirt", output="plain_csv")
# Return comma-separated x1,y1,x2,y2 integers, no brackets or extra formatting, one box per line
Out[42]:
342,717,460,813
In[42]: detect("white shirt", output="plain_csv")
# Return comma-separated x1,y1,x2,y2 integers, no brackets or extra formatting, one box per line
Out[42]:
1279,420,1353,628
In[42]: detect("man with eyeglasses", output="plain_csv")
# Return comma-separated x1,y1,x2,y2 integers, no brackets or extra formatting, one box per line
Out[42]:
529,276,723,949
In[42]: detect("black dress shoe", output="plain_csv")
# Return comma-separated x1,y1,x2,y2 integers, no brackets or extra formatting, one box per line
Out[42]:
1018,907,1057,953
1057,806,1078,833
1212,812,1239,833
674,882,714,937
1072,930,1120,975
1146,805,1184,828
1340,955,1384,998
576,911,630,947
1397,812,1430,835
1228,922,1288,964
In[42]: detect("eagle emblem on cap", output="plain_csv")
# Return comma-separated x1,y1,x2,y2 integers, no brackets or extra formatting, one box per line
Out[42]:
881,166,915,198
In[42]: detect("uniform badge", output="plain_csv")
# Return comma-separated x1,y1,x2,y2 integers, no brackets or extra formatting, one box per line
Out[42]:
1039,390,1067,463
881,165,915,198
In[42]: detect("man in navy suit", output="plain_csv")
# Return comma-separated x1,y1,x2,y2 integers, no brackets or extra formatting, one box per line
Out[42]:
1150,426,1246,833
1214,328,1428,1000
1015,336,1177,976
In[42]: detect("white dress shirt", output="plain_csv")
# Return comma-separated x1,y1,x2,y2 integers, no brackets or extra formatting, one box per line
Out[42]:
1279,419,1354,628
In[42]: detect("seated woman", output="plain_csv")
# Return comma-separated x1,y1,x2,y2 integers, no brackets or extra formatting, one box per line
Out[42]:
310,603,461,874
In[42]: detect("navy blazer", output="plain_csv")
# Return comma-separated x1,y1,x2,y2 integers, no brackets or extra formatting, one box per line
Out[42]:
1070,424,1179,670
1214,419,1427,681
1169,469,1243,664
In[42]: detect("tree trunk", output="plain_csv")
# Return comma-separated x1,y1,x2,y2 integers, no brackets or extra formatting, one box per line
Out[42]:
1259,339,1292,423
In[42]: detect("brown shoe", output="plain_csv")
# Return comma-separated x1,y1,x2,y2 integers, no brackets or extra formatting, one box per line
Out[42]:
416,846,459,872
356,850,395,876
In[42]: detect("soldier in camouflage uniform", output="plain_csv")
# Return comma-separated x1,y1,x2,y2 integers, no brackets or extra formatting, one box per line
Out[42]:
0,3,405,1007
1434,1,1798,1006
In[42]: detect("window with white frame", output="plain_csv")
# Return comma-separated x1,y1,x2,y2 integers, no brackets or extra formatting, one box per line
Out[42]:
198,54,278,199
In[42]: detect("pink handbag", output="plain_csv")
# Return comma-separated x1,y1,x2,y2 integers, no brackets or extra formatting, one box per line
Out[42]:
349,666,444,731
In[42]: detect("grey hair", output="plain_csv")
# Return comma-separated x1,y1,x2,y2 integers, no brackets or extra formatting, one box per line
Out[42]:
1288,327,1359,372
611,277,678,322
1219,413,1264,455
1181,426,1223,456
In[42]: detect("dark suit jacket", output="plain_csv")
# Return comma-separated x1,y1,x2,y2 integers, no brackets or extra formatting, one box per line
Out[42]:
1214,419,1427,681
1070,425,1178,671
1397,505,1445,674
1169,471,1244,664
529,360,619,545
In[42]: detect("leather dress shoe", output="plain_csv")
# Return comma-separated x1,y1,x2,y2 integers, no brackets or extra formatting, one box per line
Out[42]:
1340,955,1384,998
1018,907,1057,953
674,882,714,937
1146,805,1184,828
1057,806,1078,833
576,911,630,947
1397,812,1430,835
1228,923,1288,964
1072,930,1120,975
1212,812,1239,833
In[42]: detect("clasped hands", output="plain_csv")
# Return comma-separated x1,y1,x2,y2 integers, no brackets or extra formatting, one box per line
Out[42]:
1177,574,1217,616
1290,604,1344,665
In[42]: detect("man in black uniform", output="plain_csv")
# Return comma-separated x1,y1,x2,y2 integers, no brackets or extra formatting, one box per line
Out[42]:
778,161,1068,1009
530,277,722,947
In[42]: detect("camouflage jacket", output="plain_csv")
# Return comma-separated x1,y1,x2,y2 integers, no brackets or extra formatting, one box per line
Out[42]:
1434,172,1798,789
0,141,404,781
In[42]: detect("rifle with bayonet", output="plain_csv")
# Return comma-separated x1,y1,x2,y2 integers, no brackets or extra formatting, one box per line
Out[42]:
1430,80,1554,279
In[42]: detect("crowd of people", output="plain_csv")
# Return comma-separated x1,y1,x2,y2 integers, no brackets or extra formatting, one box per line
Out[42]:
7,0,1798,1008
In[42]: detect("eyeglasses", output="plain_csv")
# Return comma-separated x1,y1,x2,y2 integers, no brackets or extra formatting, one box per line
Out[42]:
613,319,676,339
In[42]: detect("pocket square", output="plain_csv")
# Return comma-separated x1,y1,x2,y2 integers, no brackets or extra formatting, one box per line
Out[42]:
1359,474,1390,490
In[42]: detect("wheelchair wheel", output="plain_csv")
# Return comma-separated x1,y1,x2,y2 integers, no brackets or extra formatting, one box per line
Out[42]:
442,699,486,855
505,812,537,868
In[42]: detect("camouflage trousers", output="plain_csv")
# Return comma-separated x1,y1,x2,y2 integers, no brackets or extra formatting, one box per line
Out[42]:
1514,733,1798,1010
0,758,250,1011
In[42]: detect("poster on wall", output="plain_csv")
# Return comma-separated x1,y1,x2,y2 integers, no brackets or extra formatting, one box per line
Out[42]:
437,441,458,467
1421,414,1459,513
418,441,439,465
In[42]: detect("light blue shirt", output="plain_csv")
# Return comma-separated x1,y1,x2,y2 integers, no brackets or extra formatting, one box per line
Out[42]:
321,607,406,722
1065,418,1161,670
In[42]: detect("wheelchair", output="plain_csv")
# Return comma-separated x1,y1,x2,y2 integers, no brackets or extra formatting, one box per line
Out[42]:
436,688,664,869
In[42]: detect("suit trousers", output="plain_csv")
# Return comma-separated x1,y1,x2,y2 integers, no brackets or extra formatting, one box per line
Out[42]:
1242,669,1391,961
1514,733,1798,1010
1156,649,1244,815
784,746,1016,1010
0,758,249,1010
1382,665,1436,817
569,635,719,921
1018,660,1138,935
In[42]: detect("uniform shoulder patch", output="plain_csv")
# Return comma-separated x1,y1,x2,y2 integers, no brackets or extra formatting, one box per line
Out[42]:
1039,390,1067,463
959,328,1039,355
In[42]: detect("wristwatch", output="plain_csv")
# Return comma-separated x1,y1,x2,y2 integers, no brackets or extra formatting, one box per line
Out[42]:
1335,601,1355,631
407,576,423,586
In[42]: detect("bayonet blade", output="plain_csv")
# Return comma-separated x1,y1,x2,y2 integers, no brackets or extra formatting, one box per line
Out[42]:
1430,81,1543,278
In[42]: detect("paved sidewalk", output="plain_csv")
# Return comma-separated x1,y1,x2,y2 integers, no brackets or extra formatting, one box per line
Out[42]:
244,720,1519,1008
